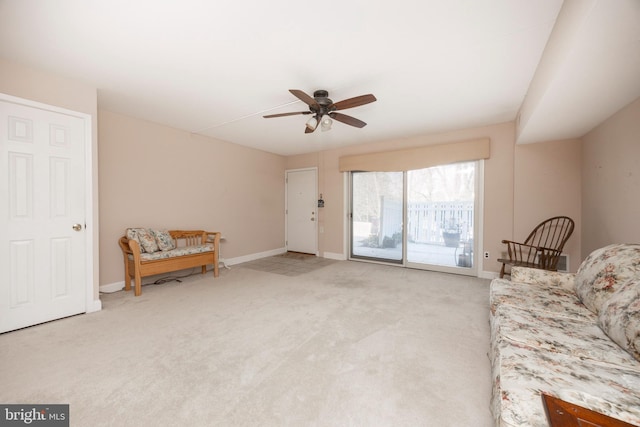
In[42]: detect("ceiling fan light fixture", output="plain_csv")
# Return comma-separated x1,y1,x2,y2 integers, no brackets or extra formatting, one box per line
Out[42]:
305,116,318,131
320,115,333,132
264,89,376,134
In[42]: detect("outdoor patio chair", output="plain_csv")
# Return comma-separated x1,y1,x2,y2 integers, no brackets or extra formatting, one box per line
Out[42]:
498,216,575,278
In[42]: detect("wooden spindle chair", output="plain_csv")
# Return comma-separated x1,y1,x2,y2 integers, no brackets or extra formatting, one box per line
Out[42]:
498,216,575,278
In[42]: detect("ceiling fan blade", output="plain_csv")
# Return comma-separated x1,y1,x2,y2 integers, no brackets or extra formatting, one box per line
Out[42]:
331,94,377,111
263,111,310,118
289,89,320,110
330,112,367,128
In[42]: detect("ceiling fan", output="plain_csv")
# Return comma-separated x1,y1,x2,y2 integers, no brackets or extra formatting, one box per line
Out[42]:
263,89,377,133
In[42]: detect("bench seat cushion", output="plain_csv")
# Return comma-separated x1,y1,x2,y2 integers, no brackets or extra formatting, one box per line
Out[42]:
138,244,214,261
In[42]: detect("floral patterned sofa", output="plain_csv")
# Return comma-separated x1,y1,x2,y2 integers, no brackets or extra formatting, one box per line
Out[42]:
489,243,640,426
119,228,221,296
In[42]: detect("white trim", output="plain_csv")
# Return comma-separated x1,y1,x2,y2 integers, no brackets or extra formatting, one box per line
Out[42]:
343,172,349,261
100,281,125,294
0,93,99,314
479,270,500,280
225,247,287,266
476,160,485,275
323,251,346,261
86,299,103,312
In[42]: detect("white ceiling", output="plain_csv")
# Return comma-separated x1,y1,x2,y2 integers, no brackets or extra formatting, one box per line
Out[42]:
1,0,638,156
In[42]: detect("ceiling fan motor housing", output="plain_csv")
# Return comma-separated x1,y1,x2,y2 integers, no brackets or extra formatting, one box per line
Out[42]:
312,90,334,117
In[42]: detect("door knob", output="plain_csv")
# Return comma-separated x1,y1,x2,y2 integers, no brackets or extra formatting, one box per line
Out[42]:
310,218,315,221
72,223,82,231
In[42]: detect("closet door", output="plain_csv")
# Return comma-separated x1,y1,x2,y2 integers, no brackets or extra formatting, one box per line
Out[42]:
0,98,88,333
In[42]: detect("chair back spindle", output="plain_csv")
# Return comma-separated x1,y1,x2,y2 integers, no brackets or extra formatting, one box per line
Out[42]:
499,216,574,278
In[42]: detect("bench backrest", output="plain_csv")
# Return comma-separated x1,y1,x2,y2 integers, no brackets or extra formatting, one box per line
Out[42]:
120,229,210,253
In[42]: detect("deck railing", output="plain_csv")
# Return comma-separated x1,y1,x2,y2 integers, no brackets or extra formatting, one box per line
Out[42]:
358,198,474,247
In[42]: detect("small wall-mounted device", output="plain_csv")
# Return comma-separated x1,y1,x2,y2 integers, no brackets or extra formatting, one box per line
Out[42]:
318,193,324,208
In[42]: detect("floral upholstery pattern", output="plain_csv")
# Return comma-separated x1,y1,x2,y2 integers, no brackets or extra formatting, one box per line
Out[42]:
136,228,159,253
575,244,640,314
126,228,150,253
151,229,175,251
491,335,640,427
138,244,214,261
490,255,640,427
490,278,591,321
491,305,638,369
510,267,575,292
598,279,640,362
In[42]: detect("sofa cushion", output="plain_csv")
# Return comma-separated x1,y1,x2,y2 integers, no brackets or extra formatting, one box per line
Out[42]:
151,229,176,251
511,267,575,292
575,244,640,314
490,278,592,322
491,304,635,369
598,279,640,362
491,337,640,427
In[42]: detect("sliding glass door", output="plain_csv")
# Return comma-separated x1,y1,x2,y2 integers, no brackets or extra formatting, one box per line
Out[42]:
350,162,479,275
350,171,403,263
406,162,477,273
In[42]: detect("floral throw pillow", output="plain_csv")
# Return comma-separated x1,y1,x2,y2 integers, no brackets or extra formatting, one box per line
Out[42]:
126,228,147,253
137,228,159,253
127,228,158,253
151,229,175,251
575,244,640,314
598,279,640,362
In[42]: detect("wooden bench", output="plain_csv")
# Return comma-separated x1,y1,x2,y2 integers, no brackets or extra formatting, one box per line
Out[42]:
118,229,220,296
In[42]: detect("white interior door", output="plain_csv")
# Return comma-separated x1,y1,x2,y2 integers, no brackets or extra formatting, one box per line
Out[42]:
0,98,87,333
286,168,317,254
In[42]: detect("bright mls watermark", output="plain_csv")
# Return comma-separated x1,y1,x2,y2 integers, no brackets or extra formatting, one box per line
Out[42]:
0,405,69,426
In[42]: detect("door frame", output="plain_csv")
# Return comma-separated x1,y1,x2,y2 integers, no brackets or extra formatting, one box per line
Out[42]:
1,93,96,313
285,167,318,255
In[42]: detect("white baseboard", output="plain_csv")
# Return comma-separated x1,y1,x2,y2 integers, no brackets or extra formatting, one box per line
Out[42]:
225,247,287,266
323,251,346,260
100,281,125,293
97,249,288,292
479,270,500,280
86,299,102,312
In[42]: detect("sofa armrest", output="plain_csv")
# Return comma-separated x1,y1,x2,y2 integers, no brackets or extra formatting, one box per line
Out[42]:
511,266,576,291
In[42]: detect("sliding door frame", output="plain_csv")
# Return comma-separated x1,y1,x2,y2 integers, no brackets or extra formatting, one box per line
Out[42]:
346,161,485,277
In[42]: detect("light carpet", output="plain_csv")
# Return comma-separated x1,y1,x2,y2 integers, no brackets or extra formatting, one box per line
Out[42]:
0,260,492,426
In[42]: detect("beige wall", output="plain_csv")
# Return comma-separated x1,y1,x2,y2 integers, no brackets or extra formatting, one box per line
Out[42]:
0,58,101,300
514,139,582,272
288,123,585,274
287,122,522,274
1,56,592,284
581,97,640,255
98,110,286,285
